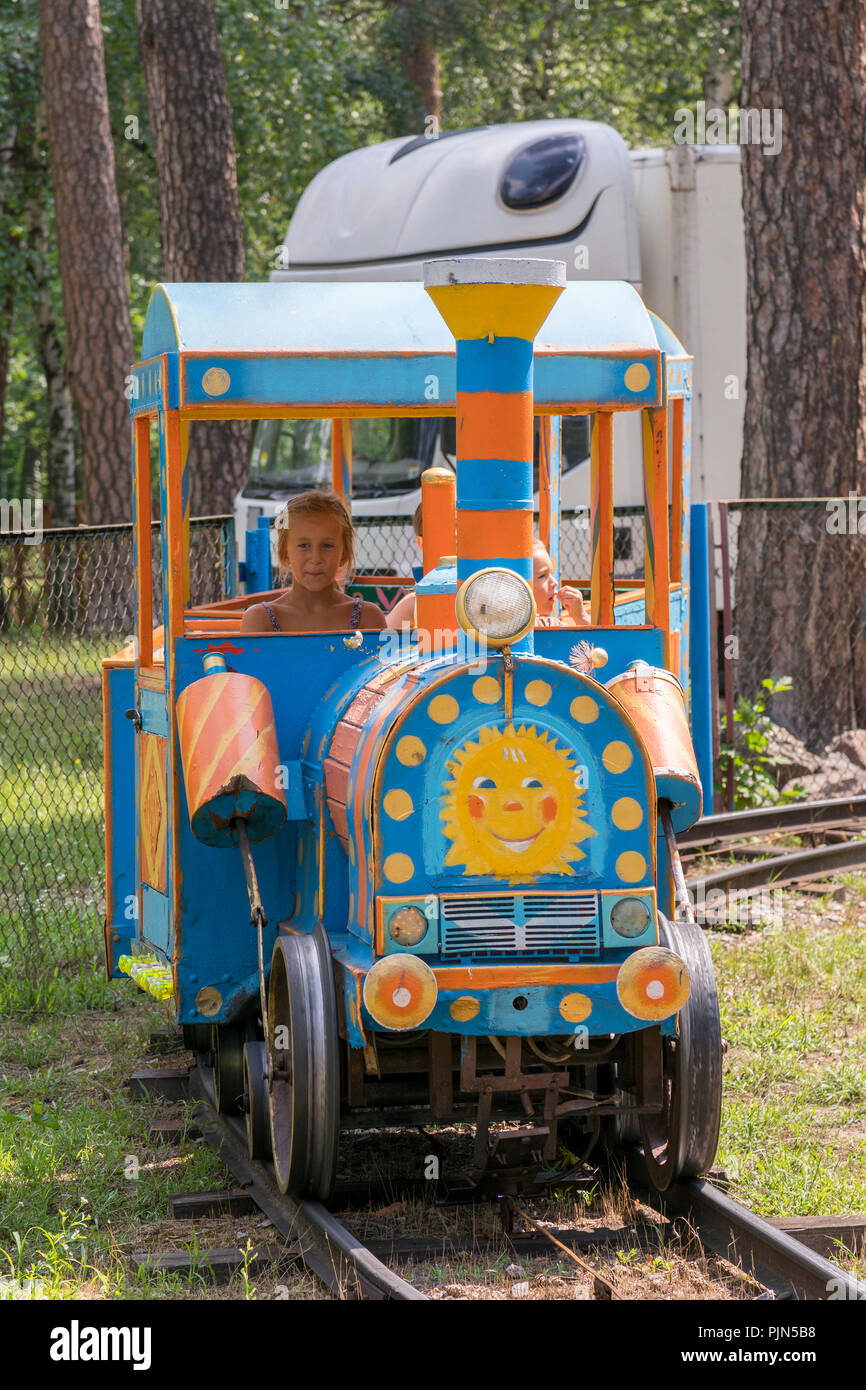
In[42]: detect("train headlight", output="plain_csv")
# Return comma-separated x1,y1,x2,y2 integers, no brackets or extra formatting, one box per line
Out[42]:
610,897,651,938
456,568,536,647
388,905,428,947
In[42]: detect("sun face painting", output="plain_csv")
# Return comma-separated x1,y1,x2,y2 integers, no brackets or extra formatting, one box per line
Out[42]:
440,723,597,879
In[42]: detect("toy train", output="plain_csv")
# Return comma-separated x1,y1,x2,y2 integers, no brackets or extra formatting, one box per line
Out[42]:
103,256,721,1196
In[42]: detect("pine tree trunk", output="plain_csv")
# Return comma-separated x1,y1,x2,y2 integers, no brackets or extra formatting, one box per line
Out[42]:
397,1,442,125
37,0,134,525
735,0,866,747
26,126,77,529
136,0,248,518
0,122,18,479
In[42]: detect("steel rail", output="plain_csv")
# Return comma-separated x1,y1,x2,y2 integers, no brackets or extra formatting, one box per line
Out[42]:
189,1064,427,1301
624,1152,866,1300
678,796,866,849
686,838,866,897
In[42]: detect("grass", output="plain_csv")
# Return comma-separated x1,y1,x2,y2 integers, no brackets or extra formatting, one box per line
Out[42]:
709,874,866,1228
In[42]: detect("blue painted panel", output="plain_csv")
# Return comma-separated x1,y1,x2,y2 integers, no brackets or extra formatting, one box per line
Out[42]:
142,884,170,956
139,686,168,736
457,459,532,508
104,665,137,975
459,338,533,392
182,354,457,410
689,503,715,807
171,633,383,1023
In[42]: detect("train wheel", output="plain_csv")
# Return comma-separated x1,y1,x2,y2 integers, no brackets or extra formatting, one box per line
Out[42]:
213,1021,250,1114
243,1041,272,1161
268,926,339,1200
182,1024,212,1054
638,916,722,1192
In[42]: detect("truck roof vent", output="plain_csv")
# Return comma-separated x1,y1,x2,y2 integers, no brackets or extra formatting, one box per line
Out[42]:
389,125,490,164
500,132,585,209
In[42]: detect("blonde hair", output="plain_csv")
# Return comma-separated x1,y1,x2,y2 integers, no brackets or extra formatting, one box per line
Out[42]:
275,490,355,579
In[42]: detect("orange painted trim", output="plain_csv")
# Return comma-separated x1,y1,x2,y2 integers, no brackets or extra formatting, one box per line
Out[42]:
590,411,614,625
434,964,620,989
670,397,684,585
457,508,532,560
422,467,456,573
457,391,532,462
134,416,153,669
538,416,553,557
138,668,166,691
648,406,671,666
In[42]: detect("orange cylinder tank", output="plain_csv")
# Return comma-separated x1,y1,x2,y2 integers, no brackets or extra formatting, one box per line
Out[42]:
606,662,702,832
176,664,286,848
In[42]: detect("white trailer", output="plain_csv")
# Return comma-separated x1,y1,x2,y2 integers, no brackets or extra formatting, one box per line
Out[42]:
236,122,746,566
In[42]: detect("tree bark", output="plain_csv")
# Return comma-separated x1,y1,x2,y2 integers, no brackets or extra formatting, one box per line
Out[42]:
136,0,248,518
26,122,77,529
735,0,866,747
37,0,134,525
397,1,442,126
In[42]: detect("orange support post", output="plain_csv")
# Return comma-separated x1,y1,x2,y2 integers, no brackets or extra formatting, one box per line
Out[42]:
331,419,352,503
643,406,671,667
590,411,614,625
670,398,684,586
416,466,457,636
133,416,153,670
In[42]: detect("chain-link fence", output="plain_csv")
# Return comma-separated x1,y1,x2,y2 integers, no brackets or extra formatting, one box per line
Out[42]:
0,517,234,980
716,498,866,808
352,505,646,581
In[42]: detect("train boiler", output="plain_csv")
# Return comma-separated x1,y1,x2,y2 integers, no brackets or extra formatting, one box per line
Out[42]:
103,257,721,1199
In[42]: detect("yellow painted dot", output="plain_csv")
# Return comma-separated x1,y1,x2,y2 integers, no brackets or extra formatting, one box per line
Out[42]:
616,851,647,884
397,735,427,766
202,366,231,397
612,797,643,831
473,675,500,704
570,695,599,723
429,693,459,724
603,740,633,774
383,788,414,821
525,680,552,707
559,992,592,1023
384,852,415,884
450,996,480,1022
624,363,651,392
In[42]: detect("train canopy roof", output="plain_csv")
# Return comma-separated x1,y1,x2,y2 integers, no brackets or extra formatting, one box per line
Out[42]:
133,278,690,418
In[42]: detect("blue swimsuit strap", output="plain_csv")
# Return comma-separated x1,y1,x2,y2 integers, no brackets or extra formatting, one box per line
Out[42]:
261,595,362,631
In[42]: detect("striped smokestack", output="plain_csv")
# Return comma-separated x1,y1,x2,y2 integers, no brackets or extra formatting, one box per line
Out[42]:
424,258,565,649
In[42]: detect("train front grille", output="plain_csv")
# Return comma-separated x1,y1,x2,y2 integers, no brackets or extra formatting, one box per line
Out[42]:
439,891,600,958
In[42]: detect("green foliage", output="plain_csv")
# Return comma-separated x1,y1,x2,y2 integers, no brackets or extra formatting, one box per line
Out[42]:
0,0,744,498
717,676,805,810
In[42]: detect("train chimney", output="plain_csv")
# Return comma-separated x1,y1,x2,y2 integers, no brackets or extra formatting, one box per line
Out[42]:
424,258,565,652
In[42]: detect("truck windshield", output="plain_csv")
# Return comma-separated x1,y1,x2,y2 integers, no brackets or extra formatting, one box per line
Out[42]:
246,418,441,498
244,414,590,499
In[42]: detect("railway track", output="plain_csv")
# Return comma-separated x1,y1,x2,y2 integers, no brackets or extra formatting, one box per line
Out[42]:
164,1061,866,1302
679,795,866,897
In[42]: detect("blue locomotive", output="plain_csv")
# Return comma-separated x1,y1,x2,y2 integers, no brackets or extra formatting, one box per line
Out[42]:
103,258,721,1196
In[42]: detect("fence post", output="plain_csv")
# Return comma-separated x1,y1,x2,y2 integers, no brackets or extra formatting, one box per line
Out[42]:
688,502,714,813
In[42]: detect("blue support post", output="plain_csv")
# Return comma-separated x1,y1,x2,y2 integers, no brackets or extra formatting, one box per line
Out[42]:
244,515,273,595
689,502,714,811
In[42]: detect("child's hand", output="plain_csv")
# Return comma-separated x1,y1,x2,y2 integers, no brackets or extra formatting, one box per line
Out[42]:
557,585,590,626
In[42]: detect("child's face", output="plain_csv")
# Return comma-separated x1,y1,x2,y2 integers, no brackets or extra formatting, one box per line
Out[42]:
533,545,556,615
285,513,347,591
